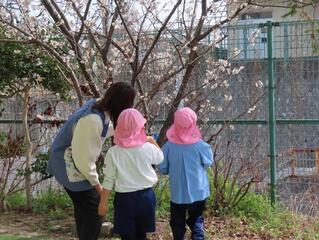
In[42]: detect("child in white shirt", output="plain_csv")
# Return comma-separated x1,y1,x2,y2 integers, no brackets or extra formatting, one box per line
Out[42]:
98,108,163,240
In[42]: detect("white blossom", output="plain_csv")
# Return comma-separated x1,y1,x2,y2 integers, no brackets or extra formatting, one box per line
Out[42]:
255,80,263,88
232,66,244,75
211,83,218,89
56,19,64,27
68,50,75,56
247,105,257,113
84,20,93,28
224,94,232,101
240,3,248,8
233,48,241,56
222,80,230,88
35,75,44,82
218,59,228,66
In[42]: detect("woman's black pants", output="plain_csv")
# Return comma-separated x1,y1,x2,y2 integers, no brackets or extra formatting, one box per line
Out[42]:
65,188,102,240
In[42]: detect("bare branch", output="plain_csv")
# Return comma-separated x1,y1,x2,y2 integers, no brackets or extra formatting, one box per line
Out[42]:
70,0,104,56
51,0,72,31
114,0,137,48
75,0,92,41
102,5,120,66
41,0,100,97
198,0,253,41
41,0,74,42
135,0,182,78
250,1,315,9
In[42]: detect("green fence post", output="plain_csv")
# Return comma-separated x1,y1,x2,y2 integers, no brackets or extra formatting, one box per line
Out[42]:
243,25,248,60
267,21,276,206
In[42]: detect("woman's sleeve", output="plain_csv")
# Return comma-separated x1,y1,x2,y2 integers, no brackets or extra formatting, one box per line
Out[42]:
102,150,116,190
71,114,103,186
200,142,214,168
157,143,169,175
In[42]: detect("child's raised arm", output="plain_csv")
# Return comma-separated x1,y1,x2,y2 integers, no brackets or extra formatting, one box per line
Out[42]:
149,142,164,165
146,136,160,149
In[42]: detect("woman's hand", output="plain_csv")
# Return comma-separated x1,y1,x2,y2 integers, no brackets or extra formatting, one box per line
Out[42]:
98,201,108,216
98,188,111,216
95,184,103,196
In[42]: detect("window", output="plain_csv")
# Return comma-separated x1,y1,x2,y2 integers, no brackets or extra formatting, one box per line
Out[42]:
240,12,272,20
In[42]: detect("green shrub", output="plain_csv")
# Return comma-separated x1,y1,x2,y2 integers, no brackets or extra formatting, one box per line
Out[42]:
154,176,170,217
6,192,26,209
105,191,115,221
17,153,51,180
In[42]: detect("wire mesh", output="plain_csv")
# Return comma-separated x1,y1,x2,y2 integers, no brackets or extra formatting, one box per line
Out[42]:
220,20,319,215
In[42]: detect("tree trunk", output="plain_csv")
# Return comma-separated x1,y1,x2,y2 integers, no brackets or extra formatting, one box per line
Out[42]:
22,86,33,211
0,193,7,212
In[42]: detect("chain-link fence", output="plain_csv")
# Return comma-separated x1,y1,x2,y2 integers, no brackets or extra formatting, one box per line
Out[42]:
213,20,319,215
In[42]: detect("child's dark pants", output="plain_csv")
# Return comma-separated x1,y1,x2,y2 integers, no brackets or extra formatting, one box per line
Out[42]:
170,200,206,240
114,188,156,240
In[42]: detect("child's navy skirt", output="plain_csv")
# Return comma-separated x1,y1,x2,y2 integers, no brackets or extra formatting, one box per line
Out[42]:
113,188,156,235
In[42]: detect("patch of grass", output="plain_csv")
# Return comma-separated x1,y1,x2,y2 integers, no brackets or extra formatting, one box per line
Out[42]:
0,236,47,240
231,192,272,219
217,191,319,239
32,188,72,214
47,208,69,220
232,193,293,237
5,188,72,214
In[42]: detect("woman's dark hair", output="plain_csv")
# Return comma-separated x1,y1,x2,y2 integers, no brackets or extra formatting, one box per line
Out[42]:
92,82,136,127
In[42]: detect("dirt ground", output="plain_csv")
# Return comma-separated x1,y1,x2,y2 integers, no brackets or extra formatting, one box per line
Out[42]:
0,210,76,239
0,210,173,240
0,210,300,240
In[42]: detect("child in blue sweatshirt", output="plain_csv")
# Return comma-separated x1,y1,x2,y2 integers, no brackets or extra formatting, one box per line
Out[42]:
158,107,213,240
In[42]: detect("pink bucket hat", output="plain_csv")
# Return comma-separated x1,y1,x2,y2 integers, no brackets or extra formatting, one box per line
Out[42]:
114,108,147,148
166,107,201,144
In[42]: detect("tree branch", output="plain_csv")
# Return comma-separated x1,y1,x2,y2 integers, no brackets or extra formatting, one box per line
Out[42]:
135,0,182,77
75,0,92,41
114,0,137,48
